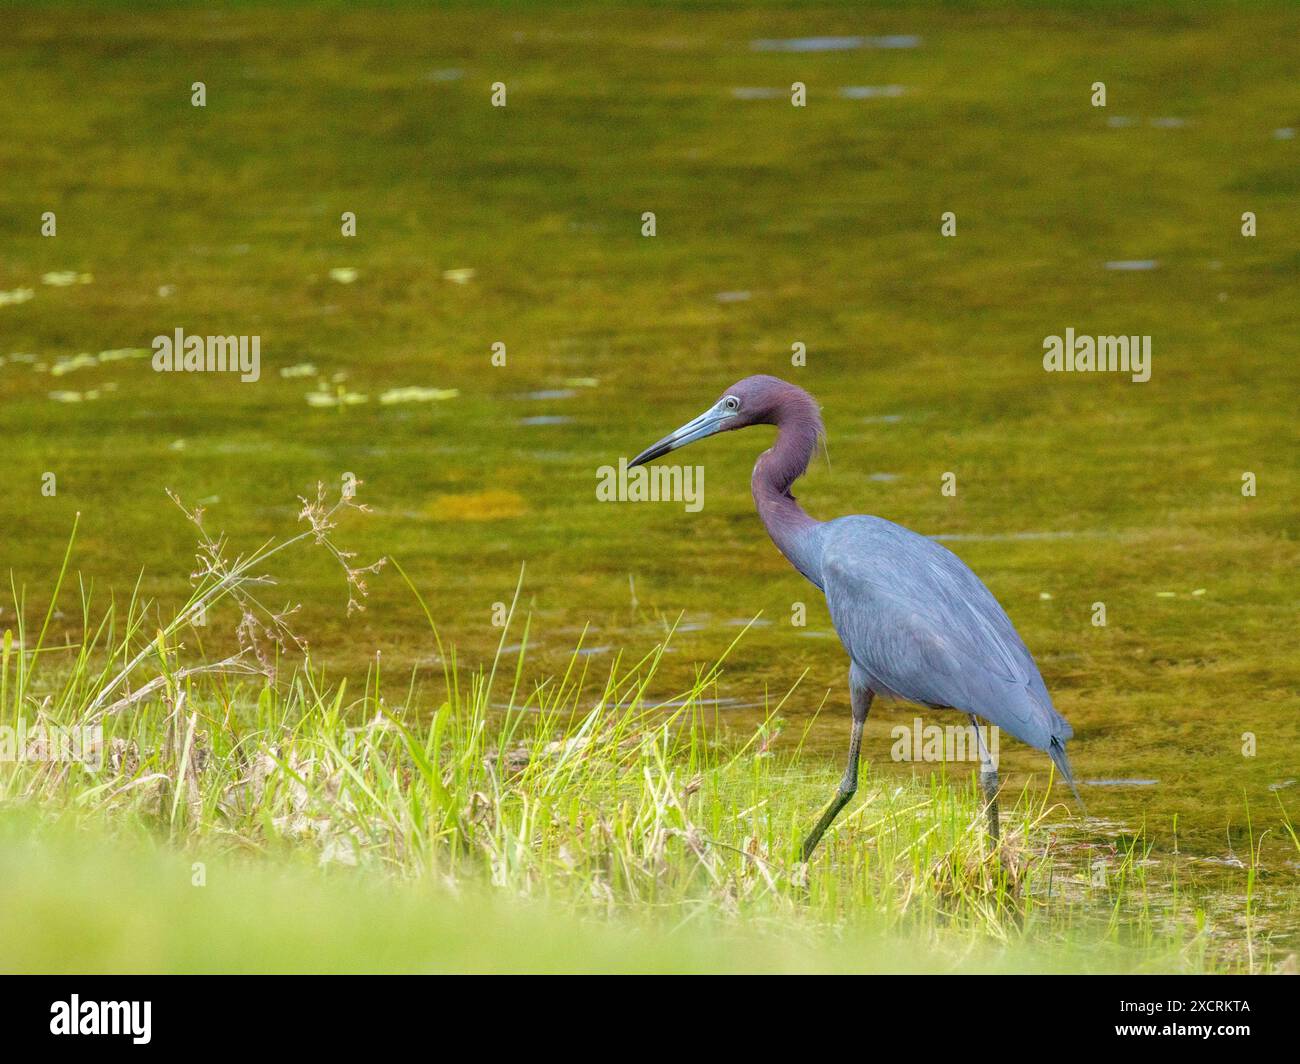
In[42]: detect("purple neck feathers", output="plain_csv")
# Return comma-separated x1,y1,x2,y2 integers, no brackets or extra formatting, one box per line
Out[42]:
751,387,825,587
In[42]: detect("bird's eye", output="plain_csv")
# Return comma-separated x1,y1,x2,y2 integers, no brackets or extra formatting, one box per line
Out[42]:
724,396,740,412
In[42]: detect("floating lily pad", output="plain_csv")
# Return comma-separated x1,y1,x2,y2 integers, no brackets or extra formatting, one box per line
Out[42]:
42,271,92,286
0,288,35,306
306,389,367,407
49,354,100,376
379,386,459,404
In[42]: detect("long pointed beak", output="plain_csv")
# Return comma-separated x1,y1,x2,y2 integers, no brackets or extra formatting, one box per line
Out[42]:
628,400,735,468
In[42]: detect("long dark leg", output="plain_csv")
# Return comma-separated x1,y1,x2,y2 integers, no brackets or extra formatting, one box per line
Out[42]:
801,684,874,861
971,714,1000,843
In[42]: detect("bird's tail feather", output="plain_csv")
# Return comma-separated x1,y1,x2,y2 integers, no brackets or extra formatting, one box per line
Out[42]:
1049,737,1086,814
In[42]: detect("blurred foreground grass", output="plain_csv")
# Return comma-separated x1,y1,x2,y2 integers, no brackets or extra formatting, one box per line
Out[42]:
0,811,1205,975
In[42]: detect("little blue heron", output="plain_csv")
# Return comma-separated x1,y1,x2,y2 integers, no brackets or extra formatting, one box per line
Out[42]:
629,375,1081,859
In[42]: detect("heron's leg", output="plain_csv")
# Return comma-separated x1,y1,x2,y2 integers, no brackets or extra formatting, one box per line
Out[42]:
971,715,1000,843
801,684,874,861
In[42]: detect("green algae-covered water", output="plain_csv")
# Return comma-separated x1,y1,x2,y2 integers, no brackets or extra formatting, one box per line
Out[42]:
1,1,1296,947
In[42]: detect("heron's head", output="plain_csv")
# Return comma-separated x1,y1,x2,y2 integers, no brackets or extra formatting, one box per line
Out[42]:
628,375,820,467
